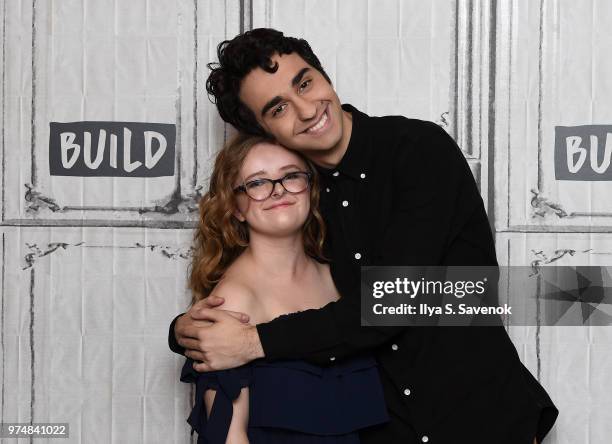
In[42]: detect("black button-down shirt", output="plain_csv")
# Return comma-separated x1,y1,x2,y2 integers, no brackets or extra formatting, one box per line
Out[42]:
170,104,558,443
255,105,558,443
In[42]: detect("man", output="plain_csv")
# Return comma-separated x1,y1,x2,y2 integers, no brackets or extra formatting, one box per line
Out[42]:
170,28,558,443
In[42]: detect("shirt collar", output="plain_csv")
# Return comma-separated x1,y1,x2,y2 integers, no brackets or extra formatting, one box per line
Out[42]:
315,104,371,180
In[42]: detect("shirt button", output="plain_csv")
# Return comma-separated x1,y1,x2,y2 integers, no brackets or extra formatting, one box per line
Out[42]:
360,173,366,179
391,343,399,351
403,388,411,396
325,188,330,192
332,171,339,177
354,252,362,260
342,200,349,207
421,436,429,443
329,356,336,361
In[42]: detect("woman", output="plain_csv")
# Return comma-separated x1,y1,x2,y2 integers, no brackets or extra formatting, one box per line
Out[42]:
180,133,389,443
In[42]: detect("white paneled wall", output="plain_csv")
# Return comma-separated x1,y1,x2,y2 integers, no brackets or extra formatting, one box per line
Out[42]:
495,0,612,230
1,0,611,443
2,0,239,226
497,232,612,443
2,227,195,443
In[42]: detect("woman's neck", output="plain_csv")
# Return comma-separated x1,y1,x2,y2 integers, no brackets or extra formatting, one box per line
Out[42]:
243,231,310,280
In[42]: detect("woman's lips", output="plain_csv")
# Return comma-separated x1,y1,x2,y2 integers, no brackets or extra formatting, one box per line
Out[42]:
265,201,295,210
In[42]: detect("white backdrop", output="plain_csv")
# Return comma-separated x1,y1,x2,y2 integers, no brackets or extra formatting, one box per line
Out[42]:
1,0,611,443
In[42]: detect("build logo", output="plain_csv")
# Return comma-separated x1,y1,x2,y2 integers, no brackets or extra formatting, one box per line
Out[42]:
49,121,175,177
555,125,612,180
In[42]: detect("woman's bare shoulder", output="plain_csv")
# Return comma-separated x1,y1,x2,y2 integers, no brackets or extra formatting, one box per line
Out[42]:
209,274,257,314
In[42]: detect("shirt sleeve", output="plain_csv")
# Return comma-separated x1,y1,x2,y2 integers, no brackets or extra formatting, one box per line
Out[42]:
168,313,186,355
257,280,404,364
258,120,495,364
519,362,560,442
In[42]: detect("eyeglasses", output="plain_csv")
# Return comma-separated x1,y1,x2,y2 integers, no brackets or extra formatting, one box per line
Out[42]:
234,171,312,201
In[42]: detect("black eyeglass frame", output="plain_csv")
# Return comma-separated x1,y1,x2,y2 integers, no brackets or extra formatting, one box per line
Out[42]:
233,171,313,201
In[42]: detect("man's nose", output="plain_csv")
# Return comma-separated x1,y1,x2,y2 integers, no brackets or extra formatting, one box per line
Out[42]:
294,96,317,121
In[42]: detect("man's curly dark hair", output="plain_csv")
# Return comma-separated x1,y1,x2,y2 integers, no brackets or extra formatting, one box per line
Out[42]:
205,28,332,137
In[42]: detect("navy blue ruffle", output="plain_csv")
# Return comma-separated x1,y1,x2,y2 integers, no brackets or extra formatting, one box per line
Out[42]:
181,360,251,444
180,356,389,444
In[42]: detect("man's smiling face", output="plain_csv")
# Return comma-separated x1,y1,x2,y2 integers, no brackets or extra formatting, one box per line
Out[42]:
238,52,351,166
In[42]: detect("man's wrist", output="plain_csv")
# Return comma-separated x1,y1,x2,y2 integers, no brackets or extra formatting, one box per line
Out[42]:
168,313,186,355
247,325,265,360
174,313,184,338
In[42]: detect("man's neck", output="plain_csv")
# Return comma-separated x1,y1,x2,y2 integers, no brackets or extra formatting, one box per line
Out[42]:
306,109,353,169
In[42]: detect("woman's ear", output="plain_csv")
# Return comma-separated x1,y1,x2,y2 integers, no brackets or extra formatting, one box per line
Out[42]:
233,209,246,222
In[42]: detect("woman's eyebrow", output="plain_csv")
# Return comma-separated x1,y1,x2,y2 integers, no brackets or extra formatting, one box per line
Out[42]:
244,170,266,181
243,164,302,181
280,164,302,171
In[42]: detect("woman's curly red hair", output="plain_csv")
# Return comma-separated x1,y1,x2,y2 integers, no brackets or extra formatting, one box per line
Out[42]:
189,133,326,304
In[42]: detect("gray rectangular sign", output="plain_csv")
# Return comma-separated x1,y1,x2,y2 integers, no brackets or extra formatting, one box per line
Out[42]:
555,125,612,180
49,121,175,177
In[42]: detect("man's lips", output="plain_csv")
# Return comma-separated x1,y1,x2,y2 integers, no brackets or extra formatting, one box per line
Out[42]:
265,201,295,210
299,104,330,134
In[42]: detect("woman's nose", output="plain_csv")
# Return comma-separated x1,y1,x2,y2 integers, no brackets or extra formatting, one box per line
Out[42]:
270,181,286,198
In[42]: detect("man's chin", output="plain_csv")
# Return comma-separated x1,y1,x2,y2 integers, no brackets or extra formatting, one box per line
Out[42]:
294,144,335,157
295,132,342,152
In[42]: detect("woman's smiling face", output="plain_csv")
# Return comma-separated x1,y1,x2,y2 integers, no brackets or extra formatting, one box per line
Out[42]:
233,141,311,238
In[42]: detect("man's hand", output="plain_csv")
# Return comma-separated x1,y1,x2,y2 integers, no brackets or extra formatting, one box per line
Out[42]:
175,296,250,359
187,309,264,371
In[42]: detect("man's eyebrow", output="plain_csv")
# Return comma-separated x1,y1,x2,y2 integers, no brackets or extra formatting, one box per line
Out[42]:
261,96,283,117
291,67,310,87
260,68,311,117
